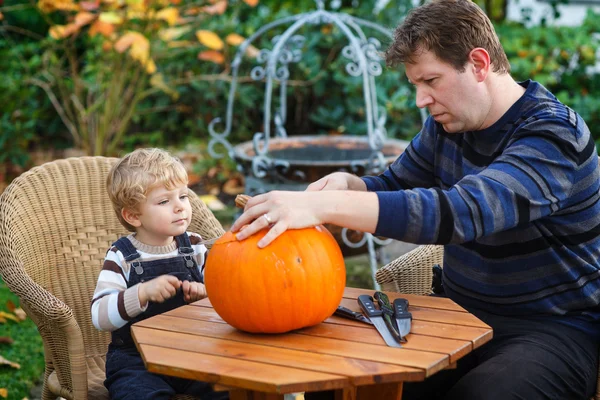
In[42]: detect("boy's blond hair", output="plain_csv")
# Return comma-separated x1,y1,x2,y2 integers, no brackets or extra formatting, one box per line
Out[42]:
107,148,188,232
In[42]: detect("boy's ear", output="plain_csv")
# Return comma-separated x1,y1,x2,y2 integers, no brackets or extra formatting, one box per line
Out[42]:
121,208,142,228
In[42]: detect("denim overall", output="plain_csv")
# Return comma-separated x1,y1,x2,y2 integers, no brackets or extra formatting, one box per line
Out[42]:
104,234,227,400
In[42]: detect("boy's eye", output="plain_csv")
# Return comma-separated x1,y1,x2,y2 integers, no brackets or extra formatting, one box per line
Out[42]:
158,200,168,205
180,194,189,200
425,78,437,84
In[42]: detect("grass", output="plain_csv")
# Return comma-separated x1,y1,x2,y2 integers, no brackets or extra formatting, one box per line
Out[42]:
0,277,45,400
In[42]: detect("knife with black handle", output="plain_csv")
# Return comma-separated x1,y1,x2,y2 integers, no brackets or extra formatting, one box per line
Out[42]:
334,306,373,325
357,294,402,348
393,297,412,342
373,291,404,344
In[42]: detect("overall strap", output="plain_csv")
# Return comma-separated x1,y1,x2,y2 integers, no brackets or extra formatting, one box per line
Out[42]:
175,233,193,254
112,237,141,262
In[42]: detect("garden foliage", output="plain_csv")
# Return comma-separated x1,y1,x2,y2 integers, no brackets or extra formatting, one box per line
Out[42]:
0,0,599,163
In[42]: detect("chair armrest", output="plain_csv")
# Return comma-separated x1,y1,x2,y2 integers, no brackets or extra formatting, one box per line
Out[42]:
375,244,444,295
0,244,87,400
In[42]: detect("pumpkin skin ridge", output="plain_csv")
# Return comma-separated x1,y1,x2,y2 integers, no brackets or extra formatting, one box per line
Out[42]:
205,226,346,334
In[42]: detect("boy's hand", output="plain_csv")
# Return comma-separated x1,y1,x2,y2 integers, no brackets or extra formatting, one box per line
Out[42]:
182,281,207,303
138,275,181,307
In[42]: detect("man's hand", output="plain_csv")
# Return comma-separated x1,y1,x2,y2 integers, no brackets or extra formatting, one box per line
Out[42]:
138,275,181,307
182,281,207,303
306,172,366,192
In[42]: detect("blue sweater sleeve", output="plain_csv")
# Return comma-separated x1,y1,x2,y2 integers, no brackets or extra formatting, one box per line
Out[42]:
370,116,595,245
363,118,438,192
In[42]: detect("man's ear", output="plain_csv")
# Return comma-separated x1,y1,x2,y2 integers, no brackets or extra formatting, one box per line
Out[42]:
468,48,491,82
121,208,142,228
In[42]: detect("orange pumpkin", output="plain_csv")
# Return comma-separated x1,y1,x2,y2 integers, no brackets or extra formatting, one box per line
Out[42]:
204,225,346,333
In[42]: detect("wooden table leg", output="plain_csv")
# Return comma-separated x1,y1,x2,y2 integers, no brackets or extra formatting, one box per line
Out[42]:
334,387,357,400
229,389,285,400
356,382,403,400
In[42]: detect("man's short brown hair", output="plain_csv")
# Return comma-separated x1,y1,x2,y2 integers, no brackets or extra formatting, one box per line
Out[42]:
386,0,510,74
106,148,188,231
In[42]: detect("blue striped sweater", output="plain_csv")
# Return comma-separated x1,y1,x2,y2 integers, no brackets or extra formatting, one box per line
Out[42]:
363,80,600,337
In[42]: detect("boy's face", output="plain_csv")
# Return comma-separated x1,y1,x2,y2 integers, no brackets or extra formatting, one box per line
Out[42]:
125,182,192,247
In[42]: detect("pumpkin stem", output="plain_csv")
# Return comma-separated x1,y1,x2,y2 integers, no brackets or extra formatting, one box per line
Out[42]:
235,194,251,209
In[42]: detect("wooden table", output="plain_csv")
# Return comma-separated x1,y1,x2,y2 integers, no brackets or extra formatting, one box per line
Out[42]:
132,287,492,400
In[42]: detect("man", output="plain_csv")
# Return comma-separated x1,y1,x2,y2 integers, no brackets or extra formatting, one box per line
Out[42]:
232,1,600,398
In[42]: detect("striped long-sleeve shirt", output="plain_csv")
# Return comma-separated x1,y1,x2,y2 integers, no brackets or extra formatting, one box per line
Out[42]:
363,80,600,337
91,232,207,331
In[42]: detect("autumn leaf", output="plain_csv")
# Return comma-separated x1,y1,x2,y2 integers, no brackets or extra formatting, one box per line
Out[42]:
114,31,144,53
243,0,259,6
0,312,18,323
74,11,96,27
0,337,13,344
49,23,81,39
198,50,225,64
245,44,260,59
0,388,6,398
0,12,4,21
14,308,26,321
0,355,20,369
196,30,224,50
99,12,124,25
202,0,227,15
5,301,15,313
89,20,115,38
38,0,79,13
80,0,100,11
158,26,191,41
167,40,194,48
225,33,245,46
155,7,179,26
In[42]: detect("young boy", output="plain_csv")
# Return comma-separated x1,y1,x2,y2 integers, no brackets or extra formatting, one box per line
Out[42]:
91,148,228,400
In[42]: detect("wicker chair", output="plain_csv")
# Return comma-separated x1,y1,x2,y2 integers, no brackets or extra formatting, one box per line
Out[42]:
375,244,600,400
0,157,225,400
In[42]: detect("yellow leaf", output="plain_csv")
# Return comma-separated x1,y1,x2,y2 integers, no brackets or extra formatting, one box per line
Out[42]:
99,12,123,25
158,26,191,41
225,33,245,46
156,7,179,25
167,40,194,48
150,73,179,99
198,50,225,64
145,59,157,74
0,388,6,398
196,30,224,50
0,312,18,323
202,0,227,15
0,355,20,369
243,0,259,7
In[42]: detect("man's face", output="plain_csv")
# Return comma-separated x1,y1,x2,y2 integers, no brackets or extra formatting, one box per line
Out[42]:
405,49,487,133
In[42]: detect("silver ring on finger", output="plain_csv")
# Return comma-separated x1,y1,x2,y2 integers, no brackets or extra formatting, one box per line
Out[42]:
263,213,273,225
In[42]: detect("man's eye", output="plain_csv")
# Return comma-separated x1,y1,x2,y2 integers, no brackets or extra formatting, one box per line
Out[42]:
425,78,437,84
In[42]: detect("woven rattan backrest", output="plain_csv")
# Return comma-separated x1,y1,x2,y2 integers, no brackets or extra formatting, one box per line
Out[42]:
0,156,225,361
0,157,125,357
